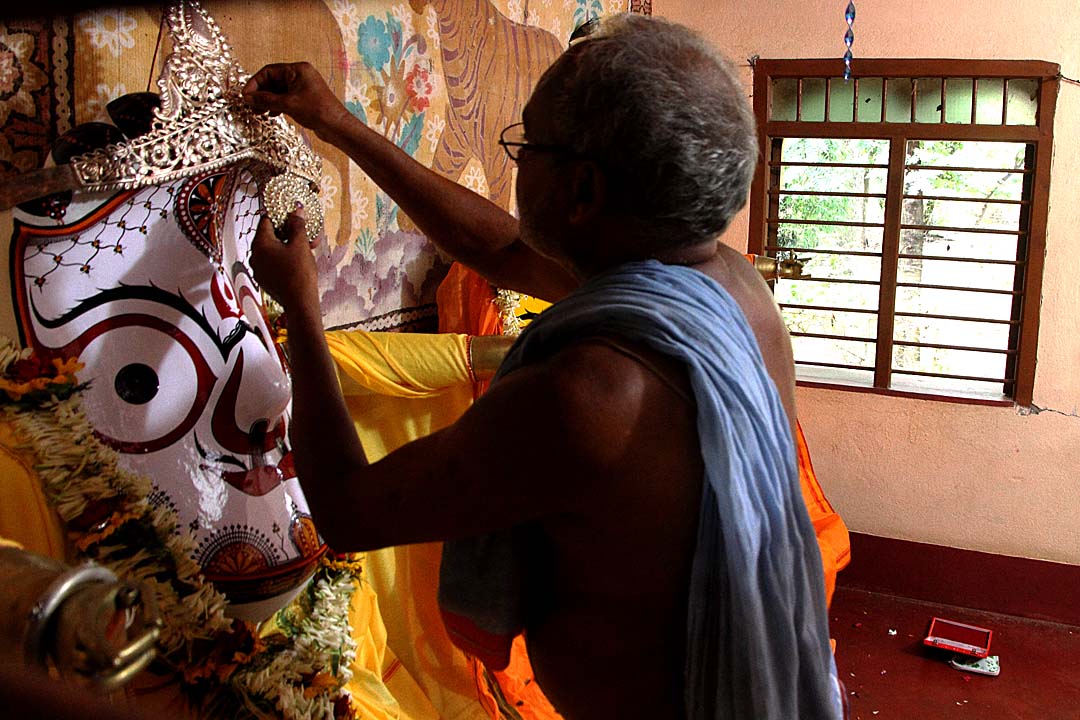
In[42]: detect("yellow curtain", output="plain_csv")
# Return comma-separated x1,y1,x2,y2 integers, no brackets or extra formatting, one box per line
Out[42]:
326,329,495,720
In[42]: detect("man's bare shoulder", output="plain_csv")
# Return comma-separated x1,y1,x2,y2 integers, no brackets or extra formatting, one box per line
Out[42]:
469,338,681,471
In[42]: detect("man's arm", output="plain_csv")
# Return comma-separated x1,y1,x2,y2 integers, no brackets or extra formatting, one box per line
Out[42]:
243,62,577,302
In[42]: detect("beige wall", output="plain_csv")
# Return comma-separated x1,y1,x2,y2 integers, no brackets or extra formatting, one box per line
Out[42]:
657,0,1080,564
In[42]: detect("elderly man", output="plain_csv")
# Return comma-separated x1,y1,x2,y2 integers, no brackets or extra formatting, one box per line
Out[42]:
245,13,842,720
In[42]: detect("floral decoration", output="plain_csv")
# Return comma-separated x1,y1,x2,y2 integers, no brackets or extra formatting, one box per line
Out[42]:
0,337,361,720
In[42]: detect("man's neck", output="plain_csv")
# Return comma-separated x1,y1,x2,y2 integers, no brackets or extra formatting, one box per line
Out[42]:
651,239,720,268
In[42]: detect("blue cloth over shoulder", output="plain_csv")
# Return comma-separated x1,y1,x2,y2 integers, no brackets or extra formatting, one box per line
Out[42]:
439,259,843,719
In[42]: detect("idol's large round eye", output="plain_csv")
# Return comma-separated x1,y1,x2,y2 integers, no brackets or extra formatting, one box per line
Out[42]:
74,316,215,454
114,363,159,405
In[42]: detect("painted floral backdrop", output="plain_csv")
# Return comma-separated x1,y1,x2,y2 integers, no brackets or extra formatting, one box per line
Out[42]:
0,0,647,333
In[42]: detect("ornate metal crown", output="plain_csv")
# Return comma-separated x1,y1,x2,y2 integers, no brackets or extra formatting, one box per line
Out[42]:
69,1,321,194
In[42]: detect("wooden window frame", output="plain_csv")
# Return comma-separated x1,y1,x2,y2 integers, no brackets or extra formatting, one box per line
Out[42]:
748,58,1060,406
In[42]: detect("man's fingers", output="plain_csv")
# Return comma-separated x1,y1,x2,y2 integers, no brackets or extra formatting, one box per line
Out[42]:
242,64,299,113
243,90,285,116
283,209,308,244
253,215,280,253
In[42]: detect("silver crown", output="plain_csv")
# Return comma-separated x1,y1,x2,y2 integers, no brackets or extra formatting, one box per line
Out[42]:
69,2,322,194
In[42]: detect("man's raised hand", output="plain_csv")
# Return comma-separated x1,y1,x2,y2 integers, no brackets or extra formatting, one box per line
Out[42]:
242,62,349,139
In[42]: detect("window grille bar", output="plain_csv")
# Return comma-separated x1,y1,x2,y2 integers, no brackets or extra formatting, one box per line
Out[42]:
939,77,947,125
902,193,1028,206
792,331,877,343
773,160,888,170
971,78,979,125
768,245,882,258
1005,142,1036,400
894,310,1017,325
905,164,1031,174
793,277,881,287
910,77,917,122
896,281,1019,295
769,217,885,229
782,303,879,314
1002,79,1010,125
897,253,1023,266
875,137,906,388
773,189,889,200
893,339,1015,354
900,222,1024,236
797,360,875,372
892,368,1013,384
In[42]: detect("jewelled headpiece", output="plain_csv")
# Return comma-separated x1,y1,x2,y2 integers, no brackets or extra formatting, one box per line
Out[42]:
1,1,322,238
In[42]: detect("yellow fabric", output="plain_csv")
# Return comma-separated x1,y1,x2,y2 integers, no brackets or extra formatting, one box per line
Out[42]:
327,330,492,720
0,421,66,561
326,330,474,399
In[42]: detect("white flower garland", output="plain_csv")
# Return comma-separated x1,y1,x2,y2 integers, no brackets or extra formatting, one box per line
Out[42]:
0,336,358,720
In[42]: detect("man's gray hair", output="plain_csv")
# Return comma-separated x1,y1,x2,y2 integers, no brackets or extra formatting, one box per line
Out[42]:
552,14,758,248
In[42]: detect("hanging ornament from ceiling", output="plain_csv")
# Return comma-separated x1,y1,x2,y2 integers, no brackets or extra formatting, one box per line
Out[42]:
843,0,856,80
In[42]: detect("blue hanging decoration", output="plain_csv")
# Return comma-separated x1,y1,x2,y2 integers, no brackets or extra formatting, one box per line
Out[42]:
843,1,856,80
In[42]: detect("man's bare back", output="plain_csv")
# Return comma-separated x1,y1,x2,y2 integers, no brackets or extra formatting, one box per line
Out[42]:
512,339,702,718
502,245,795,719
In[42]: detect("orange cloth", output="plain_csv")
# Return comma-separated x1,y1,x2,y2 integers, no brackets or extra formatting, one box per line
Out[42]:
795,420,850,606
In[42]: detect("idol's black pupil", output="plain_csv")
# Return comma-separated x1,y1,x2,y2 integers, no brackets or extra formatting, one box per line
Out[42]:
115,363,159,405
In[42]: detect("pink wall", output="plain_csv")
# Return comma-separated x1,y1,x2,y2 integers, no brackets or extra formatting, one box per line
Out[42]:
656,0,1080,564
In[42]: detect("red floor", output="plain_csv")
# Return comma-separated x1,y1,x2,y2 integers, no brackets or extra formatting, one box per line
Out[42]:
830,587,1080,720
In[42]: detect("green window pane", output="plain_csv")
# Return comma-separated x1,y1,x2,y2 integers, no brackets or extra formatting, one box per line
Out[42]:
856,77,883,122
974,78,1005,124
944,78,974,124
828,77,855,122
885,78,914,122
1005,79,1038,126
771,78,799,121
801,78,827,121
915,78,943,123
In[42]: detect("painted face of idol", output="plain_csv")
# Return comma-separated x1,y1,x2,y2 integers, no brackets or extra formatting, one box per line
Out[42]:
11,164,325,620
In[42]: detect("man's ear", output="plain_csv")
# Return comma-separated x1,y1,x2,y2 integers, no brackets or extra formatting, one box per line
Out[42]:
567,160,605,226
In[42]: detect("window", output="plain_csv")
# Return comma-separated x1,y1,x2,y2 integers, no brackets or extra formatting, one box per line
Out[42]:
749,59,1059,405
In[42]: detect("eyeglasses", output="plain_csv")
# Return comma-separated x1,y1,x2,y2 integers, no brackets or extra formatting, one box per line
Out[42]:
498,122,575,162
